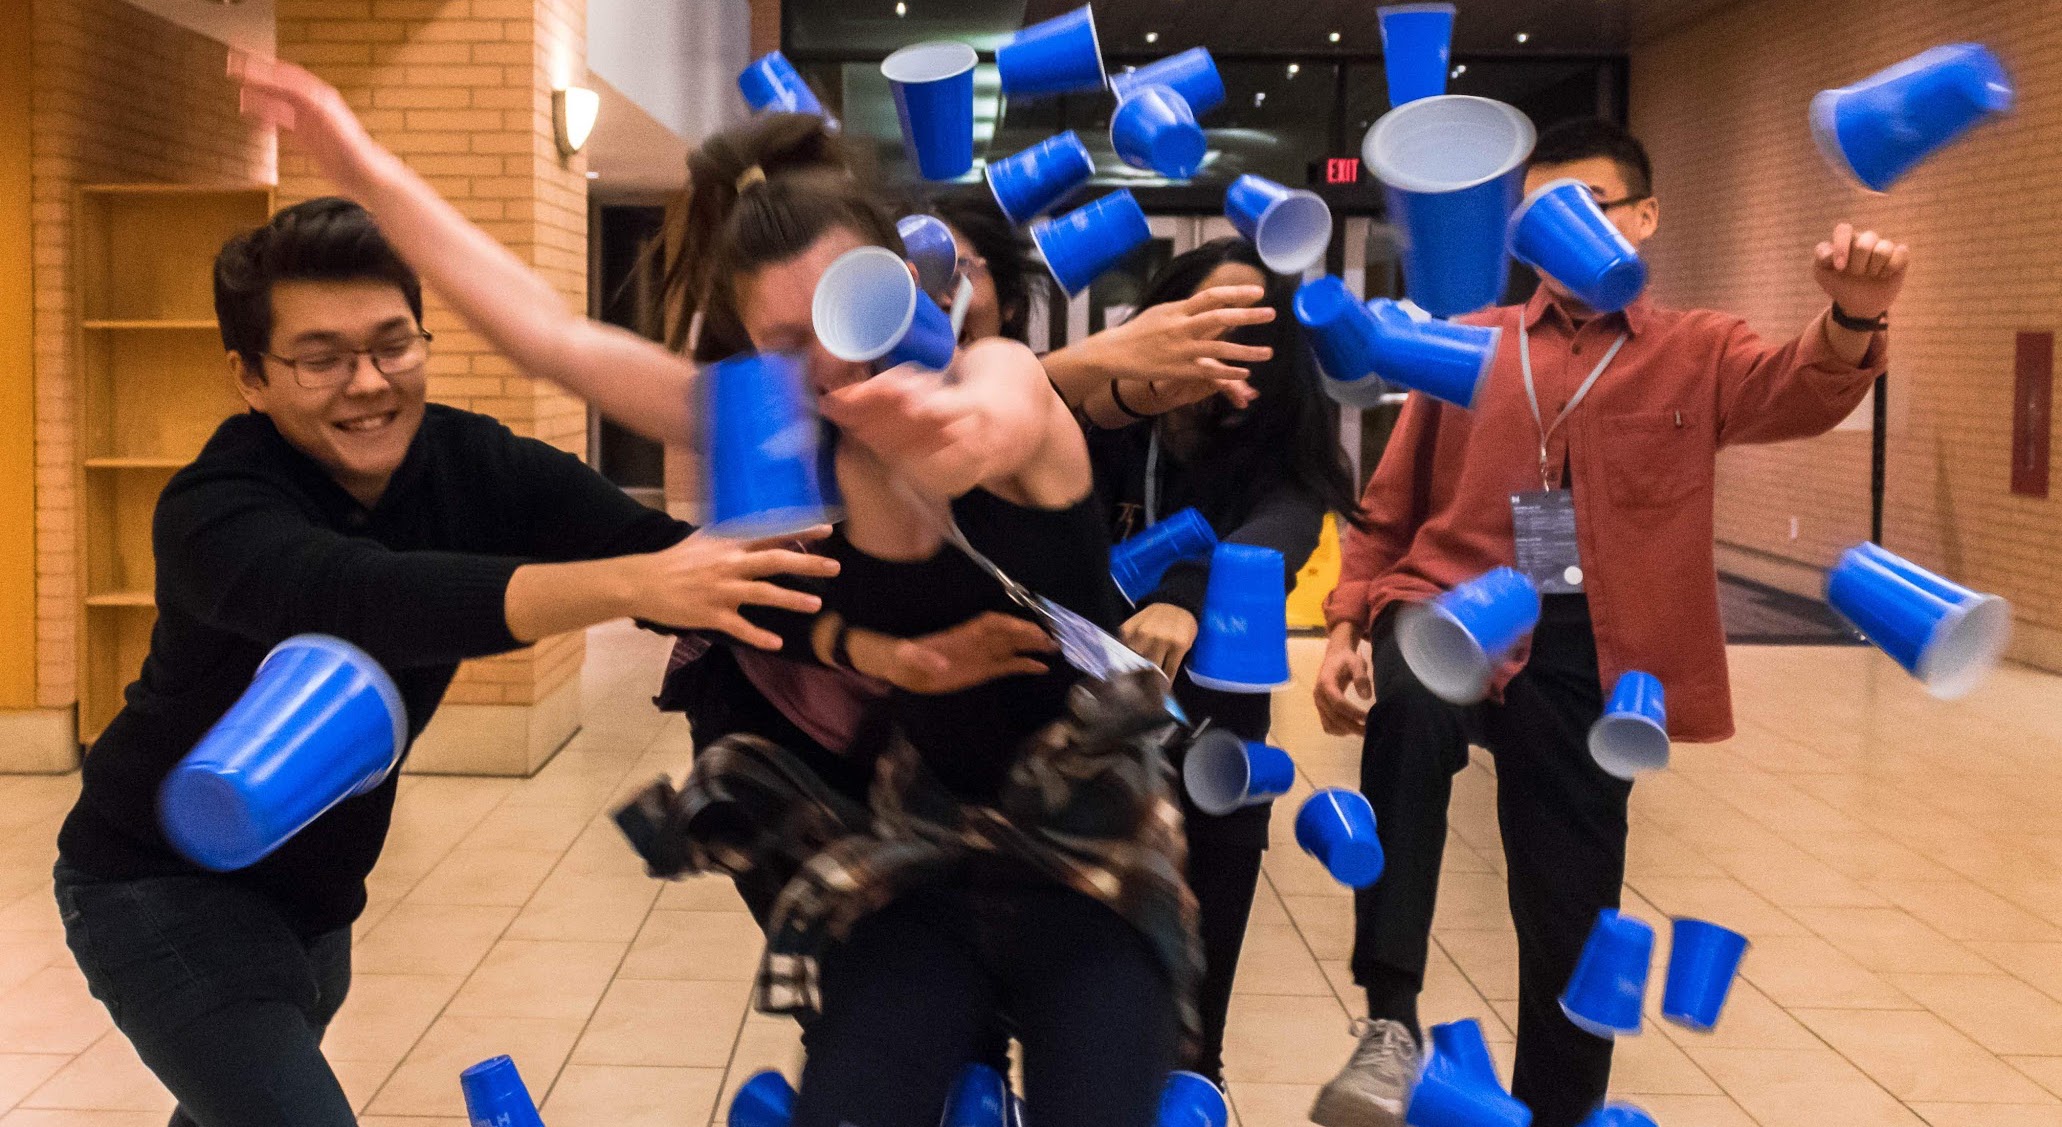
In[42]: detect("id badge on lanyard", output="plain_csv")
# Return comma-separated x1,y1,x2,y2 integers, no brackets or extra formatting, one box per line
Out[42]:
1513,320,1626,594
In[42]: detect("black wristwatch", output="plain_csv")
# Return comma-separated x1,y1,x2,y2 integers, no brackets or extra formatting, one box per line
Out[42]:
1830,302,1889,333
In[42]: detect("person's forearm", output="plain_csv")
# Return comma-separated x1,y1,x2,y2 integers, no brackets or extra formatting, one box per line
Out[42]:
504,557,638,643
348,150,696,445
1041,338,1117,408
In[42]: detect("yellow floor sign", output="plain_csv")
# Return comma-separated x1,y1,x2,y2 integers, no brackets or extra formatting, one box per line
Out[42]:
1286,513,1341,631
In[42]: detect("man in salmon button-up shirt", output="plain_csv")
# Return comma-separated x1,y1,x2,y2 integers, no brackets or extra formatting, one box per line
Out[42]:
1307,119,1905,1127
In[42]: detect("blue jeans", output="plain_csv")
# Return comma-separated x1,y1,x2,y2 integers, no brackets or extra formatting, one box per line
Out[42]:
53,862,357,1127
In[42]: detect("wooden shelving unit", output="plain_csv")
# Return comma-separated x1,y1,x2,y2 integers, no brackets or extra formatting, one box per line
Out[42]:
75,184,272,743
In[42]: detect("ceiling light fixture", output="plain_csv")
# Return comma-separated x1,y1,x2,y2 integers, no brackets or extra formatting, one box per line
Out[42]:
1144,31,1159,44
1515,31,1530,43
895,1,906,15
1286,63,1299,78
1253,91,1266,106
1328,31,1342,43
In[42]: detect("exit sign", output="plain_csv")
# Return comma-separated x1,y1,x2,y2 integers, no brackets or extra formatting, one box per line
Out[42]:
1324,157,1362,185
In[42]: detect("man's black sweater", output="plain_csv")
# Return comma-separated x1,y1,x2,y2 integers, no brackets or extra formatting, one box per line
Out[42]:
56,405,690,936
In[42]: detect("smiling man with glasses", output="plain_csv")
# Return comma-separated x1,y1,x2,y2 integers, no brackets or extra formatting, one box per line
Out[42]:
52,196,843,1126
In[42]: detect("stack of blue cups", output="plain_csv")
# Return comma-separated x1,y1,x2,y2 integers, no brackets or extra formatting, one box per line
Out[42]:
1824,541,2012,699
459,1055,546,1127
1110,507,1218,605
996,5,1107,98
987,131,1097,226
1376,3,1457,108
1397,567,1542,705
883,41,979,181
1185,543,1291,693
1362,95,1536,317
737,50,833,123
1031,189,1152,296
1811,42,2013,193
700,352,832,537
1404,1019,1532,1127
811,245,957,372
160,634,406,872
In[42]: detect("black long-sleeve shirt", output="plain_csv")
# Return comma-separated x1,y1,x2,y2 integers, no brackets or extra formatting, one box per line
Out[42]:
57,405,691,936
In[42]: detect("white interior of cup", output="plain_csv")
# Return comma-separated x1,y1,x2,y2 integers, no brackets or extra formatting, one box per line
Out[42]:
1183,733,1252,817
1256,191,1334,274
1588,714,1671,779
882,41,978,85
1919,593,2013,700
1365,95,1538,195
1397,602,1493,704
812,246,917,362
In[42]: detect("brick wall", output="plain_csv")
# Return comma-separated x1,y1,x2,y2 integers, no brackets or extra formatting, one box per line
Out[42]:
1632,0,2061,666
28,0,276,710
275,0,591,707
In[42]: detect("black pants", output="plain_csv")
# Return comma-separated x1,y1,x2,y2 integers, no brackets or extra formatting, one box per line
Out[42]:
1350,596,1629,1127
1172,673,1272,1085
793,876,1179,1127
53,862,356,1127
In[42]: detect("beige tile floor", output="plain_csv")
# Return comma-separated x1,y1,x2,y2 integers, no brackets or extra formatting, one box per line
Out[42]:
3,622,2061,1126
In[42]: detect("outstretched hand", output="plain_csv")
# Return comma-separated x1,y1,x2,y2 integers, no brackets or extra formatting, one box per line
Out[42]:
863,611,1058,694
637,526,840,650
230,52,389,197
1813,222,1910,320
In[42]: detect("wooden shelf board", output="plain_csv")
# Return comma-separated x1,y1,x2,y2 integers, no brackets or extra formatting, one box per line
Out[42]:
82,319,217,331
84,592,154,608
84,457,186,469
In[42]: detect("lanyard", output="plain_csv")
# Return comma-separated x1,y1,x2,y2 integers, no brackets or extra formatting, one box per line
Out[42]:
1518,318,1627,491
1143,425,1161,526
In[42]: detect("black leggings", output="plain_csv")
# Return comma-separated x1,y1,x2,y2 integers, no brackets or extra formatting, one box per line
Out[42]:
1172,674,1273,1084
792,878,1179,1127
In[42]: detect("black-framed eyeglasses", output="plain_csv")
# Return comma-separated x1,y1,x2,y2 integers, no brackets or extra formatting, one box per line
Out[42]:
262,330,433,390
1593,194,1651,212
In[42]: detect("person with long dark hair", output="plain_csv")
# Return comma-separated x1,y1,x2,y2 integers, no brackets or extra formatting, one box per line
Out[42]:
1082,237,1367,1087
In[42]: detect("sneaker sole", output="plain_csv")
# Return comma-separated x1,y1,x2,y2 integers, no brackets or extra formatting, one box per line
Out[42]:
1309,1087,1406,1127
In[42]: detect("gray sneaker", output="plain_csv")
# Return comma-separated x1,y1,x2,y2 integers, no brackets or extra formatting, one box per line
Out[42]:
1309,1018,1421,1127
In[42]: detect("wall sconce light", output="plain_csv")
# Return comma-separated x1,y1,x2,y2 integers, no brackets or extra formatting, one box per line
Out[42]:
553,86,599,157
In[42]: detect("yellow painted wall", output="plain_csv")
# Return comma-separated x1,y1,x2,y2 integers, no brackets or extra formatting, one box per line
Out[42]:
0,0,37,708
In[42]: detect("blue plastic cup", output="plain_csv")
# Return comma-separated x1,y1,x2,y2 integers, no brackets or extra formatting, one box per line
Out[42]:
812,245,956,372
1661,918,1750,1033
1507,178,1648,313
1377,4,1456,108
1186,543,1291,693
1110,507,1217,604
987,131,1096,225
1294,788,1385,889
1158,1070,1229,1127
1811,43,2013,193
459,1055,546,1127
1405,1020,1531,1127
1825,541,2012,699
1588,671,1669,780
997,4,1107,98
727,1069,796,1127
1110,47,1225,116
1112,85,1207,179
1577,1104,1658,1127
159,634,405,873
1226,175,1333,275
1295,276,1392,408
1184,733,1297,817
701,352,831,537
1363,95,1537,317
1560,909,1655,1038
1397,567,1542,705
1030,189,1151,296
883,41,979,181
1366,298,1501,409
897,214,960,301
942,1062,1010,1127
738,51,829,120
